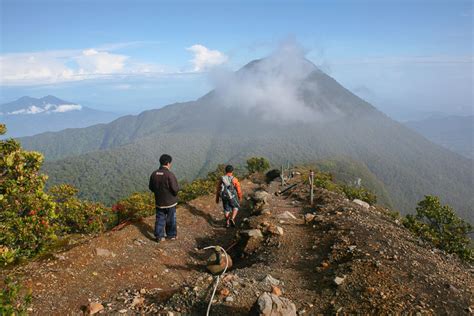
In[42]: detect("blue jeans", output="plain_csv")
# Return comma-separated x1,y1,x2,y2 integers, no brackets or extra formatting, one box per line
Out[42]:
154,206,177,239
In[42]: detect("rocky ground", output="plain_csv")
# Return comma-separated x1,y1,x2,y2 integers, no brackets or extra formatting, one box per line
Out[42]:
2,174,473,315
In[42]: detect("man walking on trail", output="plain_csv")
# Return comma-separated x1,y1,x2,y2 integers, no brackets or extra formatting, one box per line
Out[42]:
216,165,243,228
149,154,180,242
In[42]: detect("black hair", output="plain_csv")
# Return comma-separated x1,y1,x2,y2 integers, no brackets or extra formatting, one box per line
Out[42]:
159,154,172,166
225,165,234,173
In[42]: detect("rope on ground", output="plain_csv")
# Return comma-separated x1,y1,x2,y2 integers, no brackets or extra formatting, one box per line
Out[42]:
202,245,229,316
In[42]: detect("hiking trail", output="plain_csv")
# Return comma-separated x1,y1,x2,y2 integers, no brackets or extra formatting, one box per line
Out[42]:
2,174,473,315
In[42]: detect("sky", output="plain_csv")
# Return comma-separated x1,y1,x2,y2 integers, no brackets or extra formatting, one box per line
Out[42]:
0,0,472,120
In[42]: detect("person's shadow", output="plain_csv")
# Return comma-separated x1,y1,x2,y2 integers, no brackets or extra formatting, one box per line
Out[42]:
132,219,155,241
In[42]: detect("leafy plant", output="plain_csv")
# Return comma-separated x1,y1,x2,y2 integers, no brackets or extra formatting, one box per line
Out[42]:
112,192,155,222
404,195,473,262
50,184,109,234
0,124,57,259
246,157,270,174
0,277,31,315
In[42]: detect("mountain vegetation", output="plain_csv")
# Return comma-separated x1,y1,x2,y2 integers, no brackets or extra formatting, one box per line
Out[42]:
18,58,473,223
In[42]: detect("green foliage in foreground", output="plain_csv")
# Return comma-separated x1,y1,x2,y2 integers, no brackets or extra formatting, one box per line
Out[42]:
0,124,111,266
404,195,473,262
0,277,31,315
0,124,58,261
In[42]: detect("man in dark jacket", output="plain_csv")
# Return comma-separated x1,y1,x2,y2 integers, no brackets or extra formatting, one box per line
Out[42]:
149,154,180,242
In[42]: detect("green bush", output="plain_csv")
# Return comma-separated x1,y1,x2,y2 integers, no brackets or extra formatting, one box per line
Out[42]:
0,124,58,259
50,184,110,234
0,277,31,315
310,170,341,193
112,192,155,222
246,157,270,174
404,195,473,262
341,185,377,205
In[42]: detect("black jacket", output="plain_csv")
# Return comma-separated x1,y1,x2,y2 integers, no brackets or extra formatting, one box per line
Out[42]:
149,166,180,208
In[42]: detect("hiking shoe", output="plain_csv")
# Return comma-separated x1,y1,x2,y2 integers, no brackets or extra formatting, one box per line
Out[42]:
167,237,177,241
230,219,236,227
155,237,166,243
225,222,230,228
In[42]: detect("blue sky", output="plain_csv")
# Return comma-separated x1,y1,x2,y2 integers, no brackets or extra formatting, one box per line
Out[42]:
1,0,472,119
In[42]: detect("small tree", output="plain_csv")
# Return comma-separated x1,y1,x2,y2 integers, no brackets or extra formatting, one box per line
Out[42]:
404,195,473,262
246,157,270,174
0,124,57,259
112,192,155,222
50,184,109,234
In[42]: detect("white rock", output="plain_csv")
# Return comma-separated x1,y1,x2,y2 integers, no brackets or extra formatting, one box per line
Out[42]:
95,248,115,257
262,274,281,286
278,211,297,220
353,199,370,209
254,292,297,316
334,276,345,285
242,229,263,238
87,302,104,315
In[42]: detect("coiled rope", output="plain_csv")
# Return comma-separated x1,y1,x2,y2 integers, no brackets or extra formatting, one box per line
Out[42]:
202,245,230,316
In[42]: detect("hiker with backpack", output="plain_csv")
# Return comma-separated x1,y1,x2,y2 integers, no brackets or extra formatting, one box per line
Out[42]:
216,165,243,228
149,154,180,242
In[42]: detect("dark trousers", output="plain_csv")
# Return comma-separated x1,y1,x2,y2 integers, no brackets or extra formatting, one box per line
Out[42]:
154,206,177,238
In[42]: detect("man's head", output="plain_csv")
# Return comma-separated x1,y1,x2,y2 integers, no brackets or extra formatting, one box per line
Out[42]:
225,165,234,174
160,154,172,168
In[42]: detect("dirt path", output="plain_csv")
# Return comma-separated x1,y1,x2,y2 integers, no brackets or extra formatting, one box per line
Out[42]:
3,180,256,315
3,175,473,315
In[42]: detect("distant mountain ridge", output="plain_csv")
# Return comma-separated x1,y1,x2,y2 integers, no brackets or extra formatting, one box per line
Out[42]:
19,57,474,223
1,95,119,138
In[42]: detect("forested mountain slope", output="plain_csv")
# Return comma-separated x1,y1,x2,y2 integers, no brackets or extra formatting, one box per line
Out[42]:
20,57,474,222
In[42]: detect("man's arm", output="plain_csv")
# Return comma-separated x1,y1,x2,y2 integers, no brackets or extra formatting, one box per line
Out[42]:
233,178,243,201
168,172,180,196
215,179,222,203
148,173,154,192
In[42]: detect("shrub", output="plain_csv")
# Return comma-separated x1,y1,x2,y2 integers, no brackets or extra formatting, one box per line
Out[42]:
112,192,155,222
341,185,377,205
50,184,109,234
179,178,216,203
311,171,341,193
0,277,31,315
246,157,270,174
404,195,473,262
0,124,57,259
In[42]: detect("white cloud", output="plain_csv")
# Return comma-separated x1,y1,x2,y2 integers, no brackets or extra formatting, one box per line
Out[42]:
0,43,224,86
52,104,82,113
75,49,128,74
0,47,160,86
187,44,228,72
5,103,82,115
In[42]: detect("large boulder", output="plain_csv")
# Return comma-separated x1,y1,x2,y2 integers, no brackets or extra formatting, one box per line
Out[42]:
251,292,297,316
252,190,272,214
206,247,233,274
254,190,271,204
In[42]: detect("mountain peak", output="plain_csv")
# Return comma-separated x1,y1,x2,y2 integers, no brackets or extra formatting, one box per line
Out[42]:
1,95,80,116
